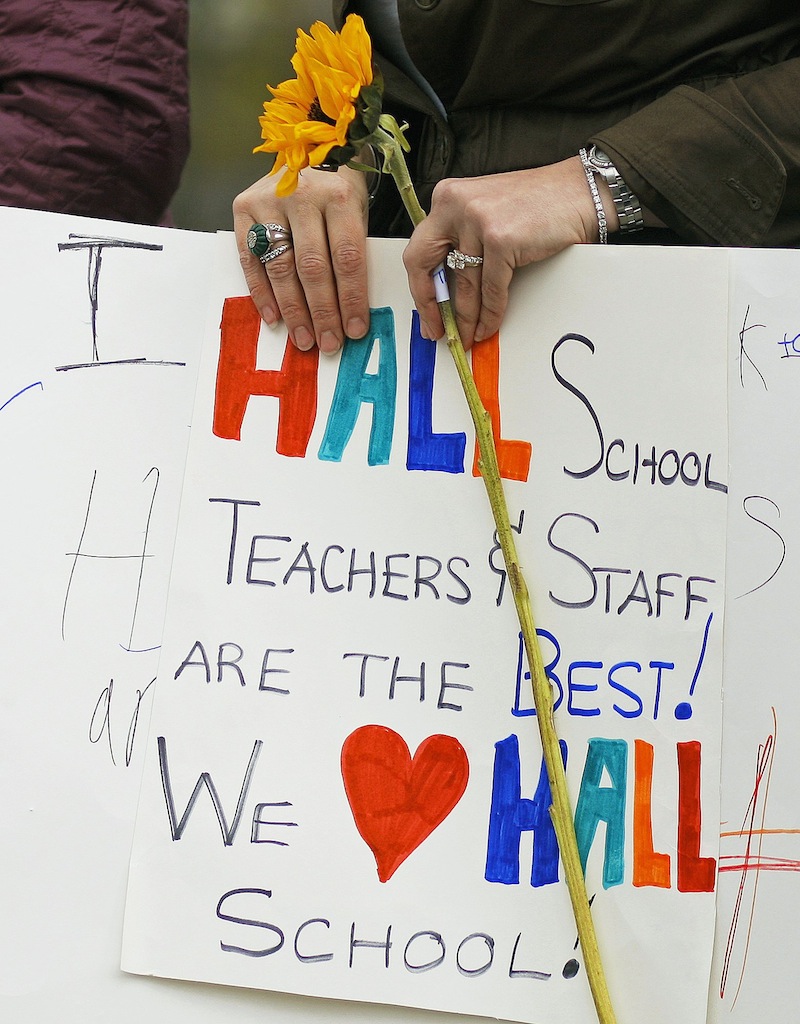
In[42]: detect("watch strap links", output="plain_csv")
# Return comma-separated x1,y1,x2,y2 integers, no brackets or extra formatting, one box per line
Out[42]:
585,145,644,234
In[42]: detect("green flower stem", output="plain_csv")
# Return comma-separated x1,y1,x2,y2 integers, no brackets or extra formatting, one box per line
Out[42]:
371,123,618,1024
379,129,426,227
441,301,617,1024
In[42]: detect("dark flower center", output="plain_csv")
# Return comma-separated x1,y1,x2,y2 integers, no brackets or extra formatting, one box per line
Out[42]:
308,98,336,126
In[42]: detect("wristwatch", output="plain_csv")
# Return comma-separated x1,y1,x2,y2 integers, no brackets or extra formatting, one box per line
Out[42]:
584,145,644,234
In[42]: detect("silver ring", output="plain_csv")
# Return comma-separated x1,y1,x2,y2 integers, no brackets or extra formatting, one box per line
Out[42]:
446,249,483,271
247,222,293,265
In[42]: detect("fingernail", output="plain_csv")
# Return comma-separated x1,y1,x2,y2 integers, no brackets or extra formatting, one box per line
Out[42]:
346,317,368,339
320,330,342,354
473,323,487,343
419,319,434,340
293,326,315,351
261,305,278,327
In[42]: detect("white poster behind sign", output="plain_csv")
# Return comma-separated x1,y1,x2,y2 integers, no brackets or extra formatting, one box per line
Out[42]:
0,206,213,1017
708,248,800,1024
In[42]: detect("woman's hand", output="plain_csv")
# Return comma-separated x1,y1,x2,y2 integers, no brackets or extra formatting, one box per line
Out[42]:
403,156,614,348
233,164,371,354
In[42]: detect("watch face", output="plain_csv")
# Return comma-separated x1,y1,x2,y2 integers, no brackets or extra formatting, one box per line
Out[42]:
590,146,613,168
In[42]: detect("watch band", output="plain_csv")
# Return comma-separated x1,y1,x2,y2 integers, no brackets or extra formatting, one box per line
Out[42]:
584,145,644,234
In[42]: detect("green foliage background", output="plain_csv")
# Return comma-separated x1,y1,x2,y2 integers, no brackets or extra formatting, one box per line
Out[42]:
171,0,330,232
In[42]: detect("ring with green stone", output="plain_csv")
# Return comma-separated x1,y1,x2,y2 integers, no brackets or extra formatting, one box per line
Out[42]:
247,222,293,264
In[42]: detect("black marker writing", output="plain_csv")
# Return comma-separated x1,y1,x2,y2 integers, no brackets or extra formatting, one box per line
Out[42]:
158,735,264,845
56,232,185,370
737,495,786,598
88,676,156,767
738,304,767,388
551,334,726,491
62,468,162,648
547,511,716,621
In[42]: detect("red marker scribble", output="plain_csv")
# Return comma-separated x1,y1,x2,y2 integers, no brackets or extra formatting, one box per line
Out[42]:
716,708,793,1007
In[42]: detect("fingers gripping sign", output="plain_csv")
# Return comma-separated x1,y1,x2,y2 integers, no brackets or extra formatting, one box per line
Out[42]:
233,165,371,354
404,158,600,349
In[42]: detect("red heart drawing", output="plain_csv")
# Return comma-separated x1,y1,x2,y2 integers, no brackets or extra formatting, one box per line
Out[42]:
341,724,470,882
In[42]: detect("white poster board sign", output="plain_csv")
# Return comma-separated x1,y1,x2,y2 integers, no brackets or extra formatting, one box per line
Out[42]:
0,207,208,1018
708,248,800,1023
1,208,442,1024
11,205,799,1024
121,238,729,1024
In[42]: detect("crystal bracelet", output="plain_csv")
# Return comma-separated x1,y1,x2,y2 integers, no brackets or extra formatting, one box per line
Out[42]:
578,146,608,244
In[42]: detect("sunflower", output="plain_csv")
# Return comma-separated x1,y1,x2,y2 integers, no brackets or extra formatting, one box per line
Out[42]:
254,15,381,197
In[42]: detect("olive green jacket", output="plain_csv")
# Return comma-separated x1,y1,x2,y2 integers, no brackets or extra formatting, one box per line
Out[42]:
334,0,800,246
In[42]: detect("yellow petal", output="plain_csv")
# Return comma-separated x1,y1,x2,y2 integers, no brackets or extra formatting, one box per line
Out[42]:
275,167,300,198
334,104,356,143
295,119,340,148
306,139,338,168
338,15,373,85
269,75,314,111
297,17,372,86
309,61,358,123
288,49,317,100
294,23,331,75
260,99,305,129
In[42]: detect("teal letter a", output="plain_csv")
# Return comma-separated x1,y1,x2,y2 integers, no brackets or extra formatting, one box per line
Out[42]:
318,307,397,466
574,737,628,888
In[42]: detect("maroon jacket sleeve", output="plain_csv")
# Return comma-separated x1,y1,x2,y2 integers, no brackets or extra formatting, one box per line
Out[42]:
0,0,190,225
